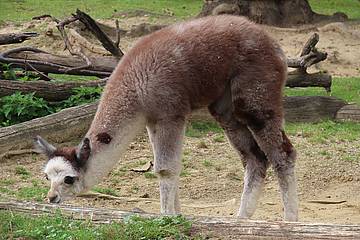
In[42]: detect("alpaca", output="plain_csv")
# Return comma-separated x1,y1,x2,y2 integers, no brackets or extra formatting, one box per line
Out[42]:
35,15,298,221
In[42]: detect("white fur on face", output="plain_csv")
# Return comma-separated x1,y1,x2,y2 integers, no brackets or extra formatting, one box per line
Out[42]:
44,157,83,203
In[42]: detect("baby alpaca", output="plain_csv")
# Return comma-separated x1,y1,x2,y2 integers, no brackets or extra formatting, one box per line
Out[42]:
35,15,298,221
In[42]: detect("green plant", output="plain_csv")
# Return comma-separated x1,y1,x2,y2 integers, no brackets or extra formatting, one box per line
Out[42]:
1,63,40,81
202,160,213,167
186,120,222,138
144,172,157,179
0,92,53,127
15,166,30,176
0,211,193,240
93,187,119,196
60,86,103,108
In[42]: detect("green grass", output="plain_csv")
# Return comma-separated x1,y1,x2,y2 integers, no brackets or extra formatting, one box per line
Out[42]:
1,0,359,22
93,187,119,196
0,211,193,240
309,0,360,19
285,77,360,105
186,120,222,138
285,120,360,143
16,186,48,202
14,166,30,176
144,172,157,179
0,0,203,22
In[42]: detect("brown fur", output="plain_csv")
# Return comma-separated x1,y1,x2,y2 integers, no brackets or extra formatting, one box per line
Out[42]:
53,147,78,167
63,15,298,220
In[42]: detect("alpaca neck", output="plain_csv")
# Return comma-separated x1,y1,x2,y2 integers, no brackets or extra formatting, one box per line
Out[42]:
82,114,146,190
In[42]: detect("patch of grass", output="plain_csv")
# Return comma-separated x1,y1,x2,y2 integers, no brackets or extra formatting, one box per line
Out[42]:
285,77,360,105
180,169,190,177
14,166,30,176
202,159,213,168
309,0,360,19
0,0,203,22
49,74,99,82
0,179,16,186
16,186,48,202
285,120,360,143
144,172,157,179
93,187,119,197
213,134,225,143
0,187,14,195
186,120,222,138
0,211,193,240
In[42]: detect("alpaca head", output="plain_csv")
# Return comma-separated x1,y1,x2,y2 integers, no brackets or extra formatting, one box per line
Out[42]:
34,136,91,203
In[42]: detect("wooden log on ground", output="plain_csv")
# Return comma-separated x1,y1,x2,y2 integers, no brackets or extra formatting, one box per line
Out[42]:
283,96,346,122
0,96,350,154
336,104,360,121
286,71,332,91
0,33,38,45
0,47,116,77
0,200,359,239
0,102,98,153
0,79,106,101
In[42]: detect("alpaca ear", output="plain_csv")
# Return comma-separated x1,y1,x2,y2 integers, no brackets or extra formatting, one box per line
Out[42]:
34,136,56,158
76,137,91,166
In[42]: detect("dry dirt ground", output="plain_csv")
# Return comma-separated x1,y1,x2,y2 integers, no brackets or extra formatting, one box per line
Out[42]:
0,15,360,225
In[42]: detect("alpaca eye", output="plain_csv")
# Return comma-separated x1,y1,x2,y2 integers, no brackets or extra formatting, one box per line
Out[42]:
64,176,75,184
45,175,49,181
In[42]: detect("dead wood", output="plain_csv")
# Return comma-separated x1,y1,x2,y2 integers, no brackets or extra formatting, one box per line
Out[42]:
0,47,116,77
1,200,359,239
0,96,351,153
0,102,98,154
130,161,153,172
0,33,39,45
286,70,332,91
336,104,360,122
0,79,106,101
74,9,124,59
283,96,346,122
307,200,347,205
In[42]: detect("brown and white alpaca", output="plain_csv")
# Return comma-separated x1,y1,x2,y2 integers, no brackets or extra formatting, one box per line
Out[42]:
35,15,298,221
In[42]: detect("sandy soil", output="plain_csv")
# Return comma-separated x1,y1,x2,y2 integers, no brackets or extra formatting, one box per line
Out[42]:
0,16,359,225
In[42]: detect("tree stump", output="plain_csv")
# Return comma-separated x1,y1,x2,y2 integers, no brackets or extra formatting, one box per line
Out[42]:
199,0,348,27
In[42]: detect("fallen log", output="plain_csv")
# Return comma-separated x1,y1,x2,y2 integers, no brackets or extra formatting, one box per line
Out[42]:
0,47,116,77
0,96,349,153
286,70,331,91
0,50,330,92
0,32,38,45
0,102,98,153
0,79,106,101
336,104,360,121
0,200,359,239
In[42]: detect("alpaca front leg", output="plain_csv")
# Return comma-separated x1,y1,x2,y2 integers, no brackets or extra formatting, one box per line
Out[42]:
158,173,180,214
147,117,185,215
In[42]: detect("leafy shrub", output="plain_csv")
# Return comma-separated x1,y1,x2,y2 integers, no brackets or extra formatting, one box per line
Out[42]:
0,92,53,127
59,86,103,108
1,63,40,81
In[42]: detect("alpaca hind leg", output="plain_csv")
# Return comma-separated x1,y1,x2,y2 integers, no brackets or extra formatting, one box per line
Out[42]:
233,104,298,221
146,117,185,214
209,94,269,219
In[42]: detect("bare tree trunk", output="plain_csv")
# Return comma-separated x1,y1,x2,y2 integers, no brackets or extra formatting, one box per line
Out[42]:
199,0,348,27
